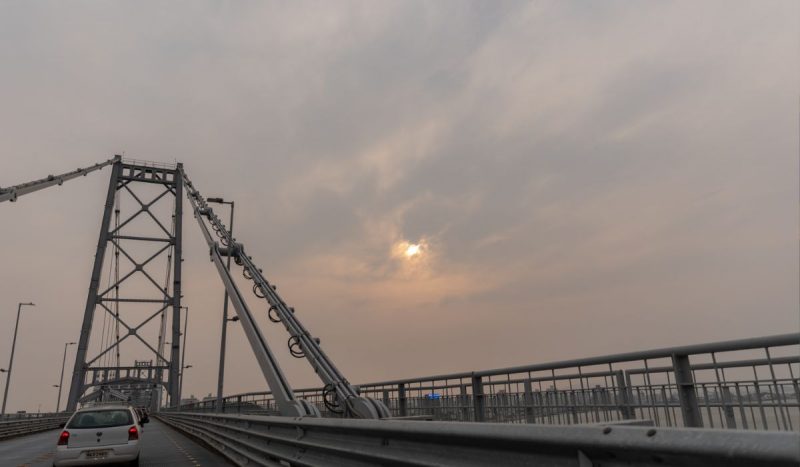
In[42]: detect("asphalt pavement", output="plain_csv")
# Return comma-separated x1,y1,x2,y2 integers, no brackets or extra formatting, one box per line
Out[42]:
0,419,231,466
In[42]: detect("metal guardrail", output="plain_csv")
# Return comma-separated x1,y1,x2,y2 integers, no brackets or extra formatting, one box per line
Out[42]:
0,414,70,440
180,333,800,431
120,157,177,170
158,412,800,467
0,411,62,421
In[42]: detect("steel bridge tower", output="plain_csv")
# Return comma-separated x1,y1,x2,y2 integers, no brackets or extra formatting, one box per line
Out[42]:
5,155,388,418
66,158,184,411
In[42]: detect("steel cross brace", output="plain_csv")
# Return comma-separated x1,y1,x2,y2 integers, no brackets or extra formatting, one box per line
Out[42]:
110,184,175,237
182,173,390,419
97,241,172,299
86,302,172,367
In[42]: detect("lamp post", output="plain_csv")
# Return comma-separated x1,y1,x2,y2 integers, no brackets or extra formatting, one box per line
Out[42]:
56,342,76,412
1,302,35,416
178,306,189,405
207,197,234,412
0,369,6,417
178,365,192,407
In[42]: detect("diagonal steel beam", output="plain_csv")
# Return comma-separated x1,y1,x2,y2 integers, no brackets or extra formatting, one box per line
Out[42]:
97,241,171,298
88,302,171,367
133,303,171,333
86,335,131,367
110,186,172,236
109,206,146,235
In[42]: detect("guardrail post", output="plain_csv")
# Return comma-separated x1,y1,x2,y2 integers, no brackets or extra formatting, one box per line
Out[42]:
672,354,703,428
568,391,579,424
460,385,470,421
523,380,535,423
615,371,635,420
721,386,736,429
602,385,611,408
471,375,485,422
398,384,408,417
422,390,431,413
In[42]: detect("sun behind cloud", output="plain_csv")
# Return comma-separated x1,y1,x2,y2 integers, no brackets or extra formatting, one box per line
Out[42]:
404,243,421,258
393,239,428,262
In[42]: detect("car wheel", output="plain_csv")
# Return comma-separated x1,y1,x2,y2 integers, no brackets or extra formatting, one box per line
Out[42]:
129,455,140,466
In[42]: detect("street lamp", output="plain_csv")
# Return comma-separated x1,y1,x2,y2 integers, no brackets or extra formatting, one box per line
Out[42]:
207,197,235,412
56,342,76,412
178,306,189,406
178,364,192,406
1,302,35,416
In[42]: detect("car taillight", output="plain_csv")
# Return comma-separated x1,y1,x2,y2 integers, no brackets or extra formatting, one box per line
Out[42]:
128,425,139,441
57,430,70,446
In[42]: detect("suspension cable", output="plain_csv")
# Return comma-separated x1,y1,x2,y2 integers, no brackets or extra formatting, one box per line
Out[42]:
0,156,118,203
157,197,176,367
113,191,121,368
181,171,391,419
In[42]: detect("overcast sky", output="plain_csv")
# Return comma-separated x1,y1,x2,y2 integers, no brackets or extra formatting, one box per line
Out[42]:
0,1,797,412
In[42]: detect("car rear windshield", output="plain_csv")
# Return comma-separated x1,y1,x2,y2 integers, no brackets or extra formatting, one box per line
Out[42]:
67,410,133,428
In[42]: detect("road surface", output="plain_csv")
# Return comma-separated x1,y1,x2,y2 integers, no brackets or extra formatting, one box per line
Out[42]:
0,418,231,466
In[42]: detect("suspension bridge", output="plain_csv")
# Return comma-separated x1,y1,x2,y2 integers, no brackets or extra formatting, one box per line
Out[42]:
0,157,798,466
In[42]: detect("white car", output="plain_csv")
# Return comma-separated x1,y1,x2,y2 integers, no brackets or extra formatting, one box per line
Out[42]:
53,405,143,466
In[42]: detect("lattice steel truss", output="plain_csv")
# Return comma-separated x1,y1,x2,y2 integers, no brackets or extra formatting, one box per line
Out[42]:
66,159,184,411
5,156,390,418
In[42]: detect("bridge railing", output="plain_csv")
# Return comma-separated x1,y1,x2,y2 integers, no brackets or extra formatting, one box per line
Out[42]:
157,411,800,467
0,412,64,421
120,157,177,170
0,413,71,440
178,333,799,431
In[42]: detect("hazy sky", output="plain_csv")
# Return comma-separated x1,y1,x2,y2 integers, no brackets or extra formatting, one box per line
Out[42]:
0,1,797,412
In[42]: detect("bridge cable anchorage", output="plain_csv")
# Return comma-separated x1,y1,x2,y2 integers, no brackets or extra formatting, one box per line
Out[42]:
181,171,390,419
0,155,119,203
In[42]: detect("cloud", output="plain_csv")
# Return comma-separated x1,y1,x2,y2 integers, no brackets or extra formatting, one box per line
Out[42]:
0,0,797,410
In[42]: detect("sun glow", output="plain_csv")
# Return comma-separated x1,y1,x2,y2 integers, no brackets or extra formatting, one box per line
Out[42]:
404,243,421,258
393,239,427,262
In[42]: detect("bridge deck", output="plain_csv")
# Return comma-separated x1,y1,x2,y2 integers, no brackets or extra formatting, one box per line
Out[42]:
0,419,230,466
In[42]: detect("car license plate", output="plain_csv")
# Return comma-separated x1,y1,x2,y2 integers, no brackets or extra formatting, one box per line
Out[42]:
86,449,109,459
